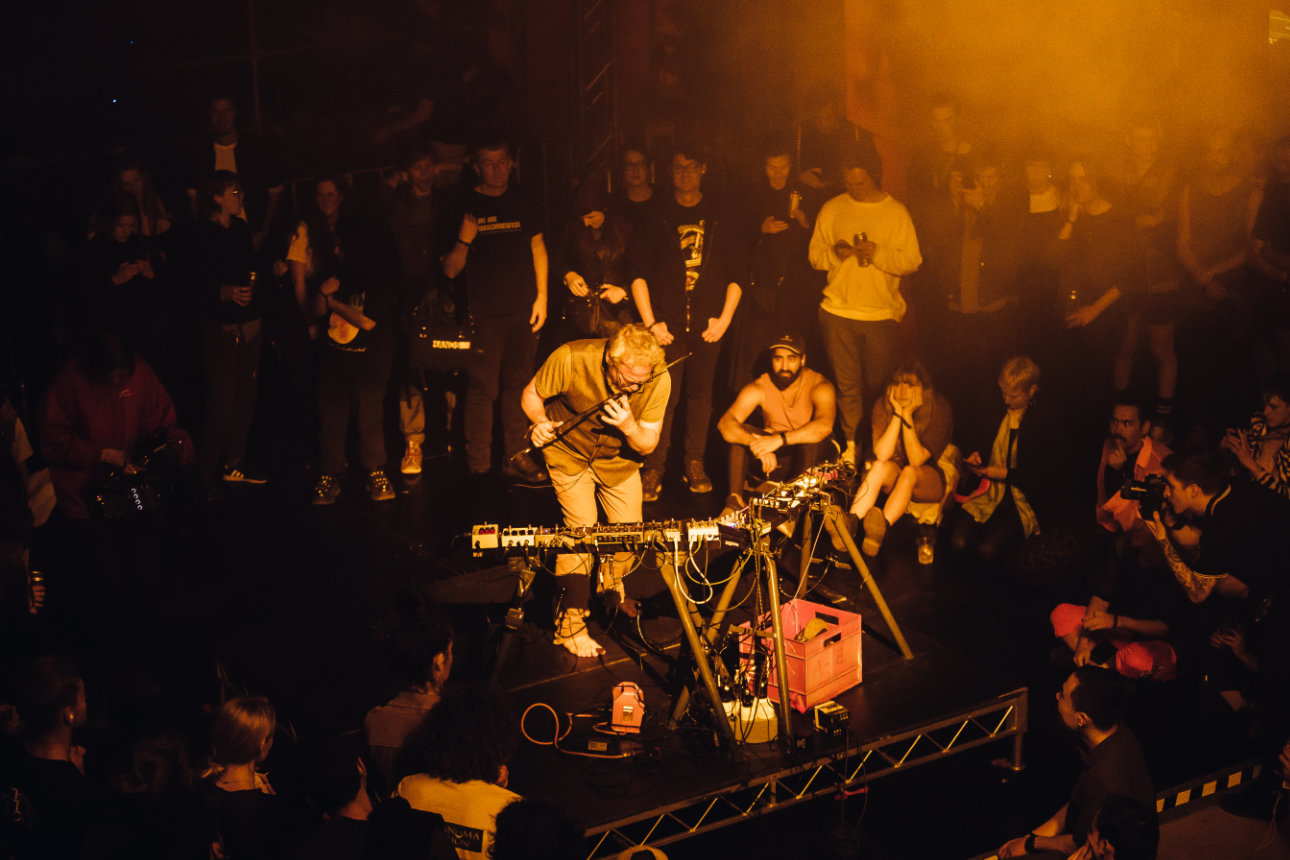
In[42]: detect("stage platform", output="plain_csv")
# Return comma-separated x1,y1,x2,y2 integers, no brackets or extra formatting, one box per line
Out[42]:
151,462,1262,859
428,544,1031,859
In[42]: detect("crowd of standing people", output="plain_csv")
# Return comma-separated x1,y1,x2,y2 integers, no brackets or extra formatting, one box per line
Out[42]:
1,72,1290,859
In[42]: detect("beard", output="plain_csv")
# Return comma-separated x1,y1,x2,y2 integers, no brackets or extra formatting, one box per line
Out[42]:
771,367,802,390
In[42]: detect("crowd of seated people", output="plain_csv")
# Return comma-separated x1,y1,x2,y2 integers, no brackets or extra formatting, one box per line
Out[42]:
2,72,1290,859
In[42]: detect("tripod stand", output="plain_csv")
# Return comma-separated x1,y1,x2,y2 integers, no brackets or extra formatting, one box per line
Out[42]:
659,508,794,747
661,493,916,748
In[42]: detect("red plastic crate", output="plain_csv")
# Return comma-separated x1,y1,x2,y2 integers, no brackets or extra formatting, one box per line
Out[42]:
737,598,863,713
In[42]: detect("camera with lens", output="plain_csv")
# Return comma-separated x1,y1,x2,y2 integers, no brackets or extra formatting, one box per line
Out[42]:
1121,473,1167,517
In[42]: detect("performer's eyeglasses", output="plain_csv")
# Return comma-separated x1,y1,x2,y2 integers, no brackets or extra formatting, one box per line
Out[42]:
608,361,650,395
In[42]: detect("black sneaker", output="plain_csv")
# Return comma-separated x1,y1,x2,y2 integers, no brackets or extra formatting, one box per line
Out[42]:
223,465,268,485
641,468,663,502
366,469,395,502
312,474,340,506
683,460,713,494
503,454,550,485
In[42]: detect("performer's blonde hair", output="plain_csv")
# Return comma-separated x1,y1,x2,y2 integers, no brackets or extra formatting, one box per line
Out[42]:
608,323,664,368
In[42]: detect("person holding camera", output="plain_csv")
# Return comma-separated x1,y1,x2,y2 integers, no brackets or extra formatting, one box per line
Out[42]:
1142,449,1288,606
40,331,193,522
1049,397,1181,680
1095,398,1171,539
1142,448,1290,821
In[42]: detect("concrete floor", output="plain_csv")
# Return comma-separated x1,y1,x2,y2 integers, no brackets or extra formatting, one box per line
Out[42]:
1160,799,1290,860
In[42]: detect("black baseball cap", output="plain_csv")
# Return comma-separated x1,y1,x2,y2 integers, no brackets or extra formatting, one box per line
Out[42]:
768,333,806,356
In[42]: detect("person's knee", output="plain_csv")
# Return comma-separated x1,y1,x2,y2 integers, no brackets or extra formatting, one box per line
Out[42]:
1050,603,1086,638
864,458,893,479
1115,641,1177,681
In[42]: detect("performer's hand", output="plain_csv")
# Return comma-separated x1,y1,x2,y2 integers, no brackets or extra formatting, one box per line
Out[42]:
761,216,789,235
854,239,876,265
531,419,563,447
530,295,547,332
650,321,674,345
565,271,589,297
748,433,783,458
833,239,856,260
601,396,637,433
701,316,729,342
600,284,627,304
757,451,778,474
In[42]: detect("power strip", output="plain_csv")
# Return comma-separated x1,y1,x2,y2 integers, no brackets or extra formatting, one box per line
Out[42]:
723,698,778,744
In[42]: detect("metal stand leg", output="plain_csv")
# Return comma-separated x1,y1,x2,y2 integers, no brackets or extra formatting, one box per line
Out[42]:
660,553,737,744
663,530,795,748
755,539,794,746
668,549,749,726
819,504,914,660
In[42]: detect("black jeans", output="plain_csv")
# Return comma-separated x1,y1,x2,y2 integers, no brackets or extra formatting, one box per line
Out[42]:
199,320,262,486
728,438,830,497
464,313,538,474
318,344,391,476
645,331,721,473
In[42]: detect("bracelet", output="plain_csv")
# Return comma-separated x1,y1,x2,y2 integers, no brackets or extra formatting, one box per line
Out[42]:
897,414,912,429
456,238,472,248
1024,833,1038,853
647,321,662,331
780,432,788,446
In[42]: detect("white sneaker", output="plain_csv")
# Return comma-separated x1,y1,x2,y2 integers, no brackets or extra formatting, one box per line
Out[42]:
401,440,423,475
840,441,857,466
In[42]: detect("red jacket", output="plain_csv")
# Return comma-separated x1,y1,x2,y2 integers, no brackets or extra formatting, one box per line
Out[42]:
40,358,192,519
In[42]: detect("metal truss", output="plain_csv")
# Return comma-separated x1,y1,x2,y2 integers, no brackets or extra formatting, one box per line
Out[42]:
585,688,1028,859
